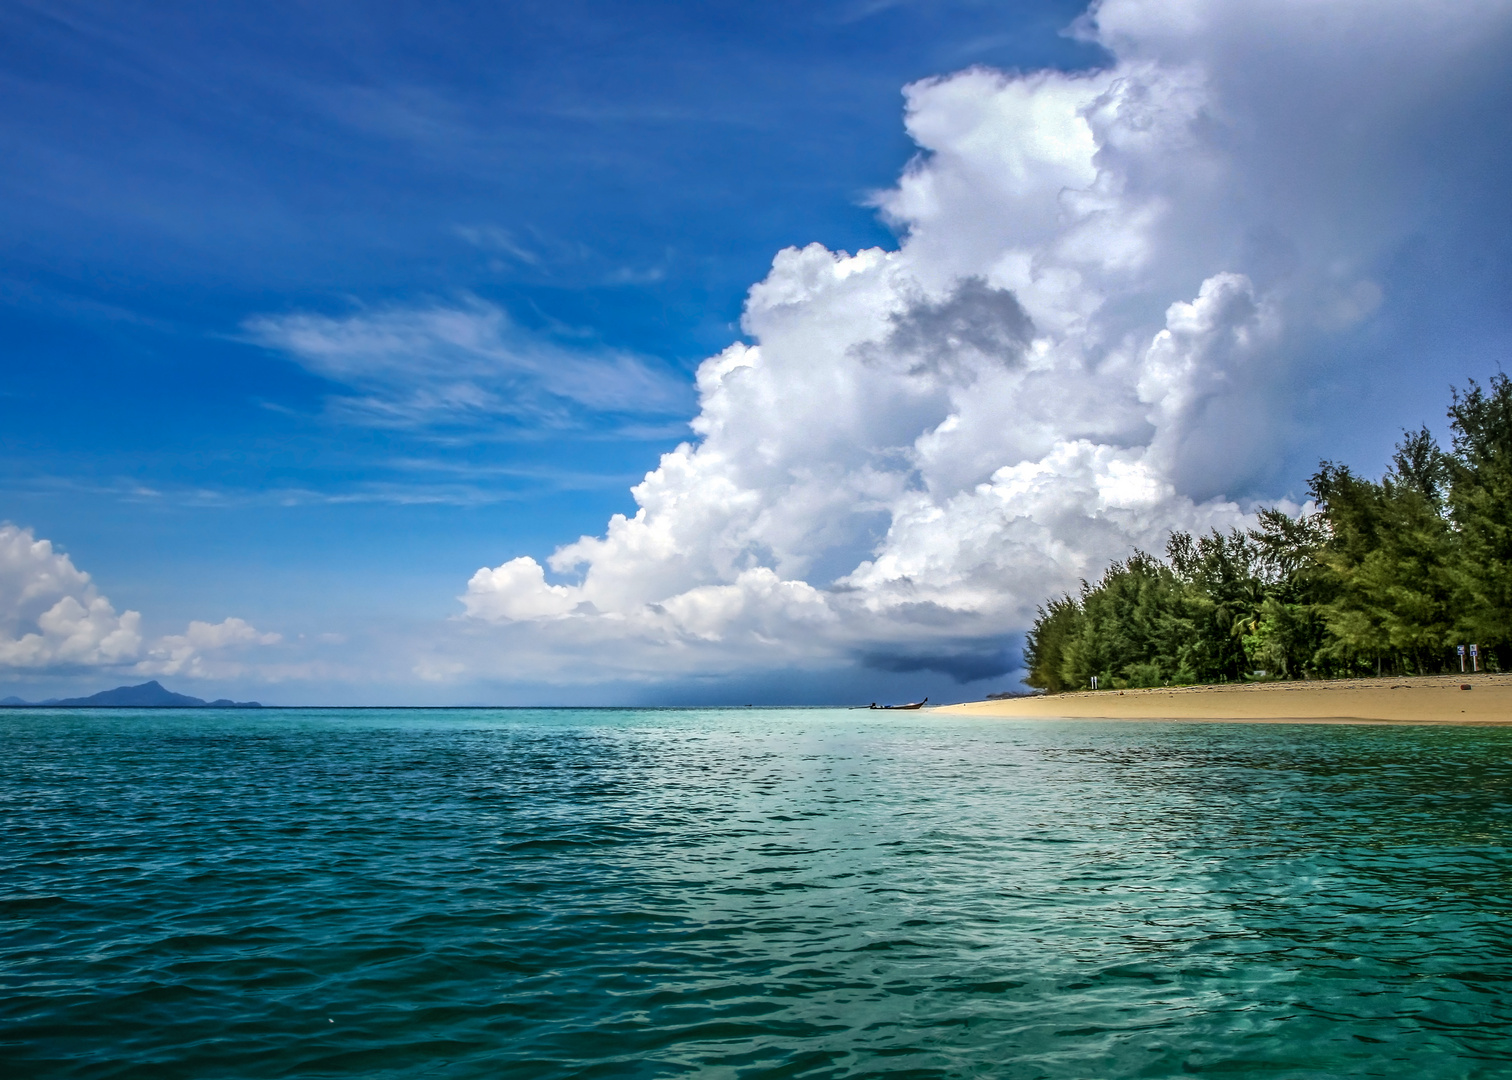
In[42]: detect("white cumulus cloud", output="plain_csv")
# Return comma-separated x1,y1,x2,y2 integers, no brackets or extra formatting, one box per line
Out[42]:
449,0,1512,687
0,525,142,669
138,618,283,679
0,524,282,686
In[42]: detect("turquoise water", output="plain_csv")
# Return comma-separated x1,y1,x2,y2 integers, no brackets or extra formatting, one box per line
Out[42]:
2,709,1510,1078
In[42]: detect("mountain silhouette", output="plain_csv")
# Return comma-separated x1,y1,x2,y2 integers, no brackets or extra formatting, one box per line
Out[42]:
0,681,261,708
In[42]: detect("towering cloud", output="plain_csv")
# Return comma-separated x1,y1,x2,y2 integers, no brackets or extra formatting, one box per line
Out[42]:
456,0,1512,686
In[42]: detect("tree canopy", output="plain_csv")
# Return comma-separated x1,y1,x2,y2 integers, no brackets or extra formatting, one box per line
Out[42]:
1024,375,1512,691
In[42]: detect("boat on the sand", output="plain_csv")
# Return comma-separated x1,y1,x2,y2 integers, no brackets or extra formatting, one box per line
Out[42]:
869,698,927,710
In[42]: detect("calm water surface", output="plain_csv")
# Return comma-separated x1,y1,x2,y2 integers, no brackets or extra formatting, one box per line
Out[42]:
2,708,1510,1078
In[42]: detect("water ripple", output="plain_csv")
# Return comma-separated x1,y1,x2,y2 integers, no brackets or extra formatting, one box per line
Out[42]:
1,709,1510,1077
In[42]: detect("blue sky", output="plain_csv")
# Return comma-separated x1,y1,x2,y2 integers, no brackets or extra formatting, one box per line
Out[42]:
4,0,1512,703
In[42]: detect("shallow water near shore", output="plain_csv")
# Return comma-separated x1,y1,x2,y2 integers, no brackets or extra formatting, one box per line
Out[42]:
3,707,1510,1078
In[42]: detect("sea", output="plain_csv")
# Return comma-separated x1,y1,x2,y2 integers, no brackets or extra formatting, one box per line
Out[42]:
2,707,1510,1079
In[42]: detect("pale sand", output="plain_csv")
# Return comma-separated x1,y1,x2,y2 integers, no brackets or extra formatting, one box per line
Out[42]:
934,673,1512,724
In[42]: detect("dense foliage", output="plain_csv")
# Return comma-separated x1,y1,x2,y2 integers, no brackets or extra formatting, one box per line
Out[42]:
1024,375,1512,691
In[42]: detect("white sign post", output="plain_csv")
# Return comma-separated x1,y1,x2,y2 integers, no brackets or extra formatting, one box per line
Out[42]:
1459,644,1466,672
1470,644,1480,673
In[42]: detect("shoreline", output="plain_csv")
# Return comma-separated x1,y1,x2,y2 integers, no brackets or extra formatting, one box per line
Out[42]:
935,673,1512,724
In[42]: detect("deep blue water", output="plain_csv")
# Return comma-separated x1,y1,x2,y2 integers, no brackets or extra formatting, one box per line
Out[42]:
2,708,1510,1079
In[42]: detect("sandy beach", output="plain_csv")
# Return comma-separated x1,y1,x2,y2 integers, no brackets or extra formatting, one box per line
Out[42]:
936,673,1512,724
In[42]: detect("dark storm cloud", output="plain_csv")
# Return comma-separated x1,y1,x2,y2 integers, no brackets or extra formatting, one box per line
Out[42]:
876,277,1035,376
860,640,1017,683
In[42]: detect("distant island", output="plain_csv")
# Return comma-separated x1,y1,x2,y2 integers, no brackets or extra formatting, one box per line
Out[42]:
0,680,262,708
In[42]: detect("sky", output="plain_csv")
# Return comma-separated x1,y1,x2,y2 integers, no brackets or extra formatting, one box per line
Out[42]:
3,0,1512,705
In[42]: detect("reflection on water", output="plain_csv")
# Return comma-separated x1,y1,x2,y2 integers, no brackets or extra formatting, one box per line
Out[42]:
2,709,1510,1078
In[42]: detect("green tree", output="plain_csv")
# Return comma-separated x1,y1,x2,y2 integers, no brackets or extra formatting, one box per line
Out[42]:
1445,374,1512,669
1308,431,1460,674
1167,529,1267,680
1018,374,1512,690
1023,594,1082,693
1243,508,1333,677
1056,552,1196,689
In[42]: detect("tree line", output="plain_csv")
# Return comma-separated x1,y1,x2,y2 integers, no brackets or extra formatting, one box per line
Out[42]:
1024,374,1512,692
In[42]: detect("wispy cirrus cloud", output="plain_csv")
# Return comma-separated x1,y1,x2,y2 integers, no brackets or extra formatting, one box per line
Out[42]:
1,461,647,512
452,222,669,289
244,298,694,430
452,225,542,266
